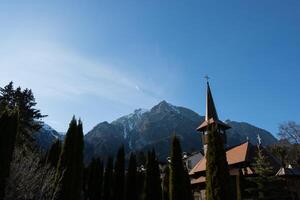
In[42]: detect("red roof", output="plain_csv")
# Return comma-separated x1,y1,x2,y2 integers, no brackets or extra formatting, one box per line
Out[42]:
190,142,250,175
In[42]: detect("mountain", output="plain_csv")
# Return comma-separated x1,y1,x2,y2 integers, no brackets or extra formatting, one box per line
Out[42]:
85,101,278,161
34,124,64,150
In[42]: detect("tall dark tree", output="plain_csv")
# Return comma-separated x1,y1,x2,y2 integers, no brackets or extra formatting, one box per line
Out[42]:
169,135,193,200
103,157,114,200
46,139,62,168
162,166,169,200
112,145,125,200
143,149,162,200
0,109,19,199
125,153,138,200
205,125,230,200
56,117,84,200
86,158,104,200
0,82,46,134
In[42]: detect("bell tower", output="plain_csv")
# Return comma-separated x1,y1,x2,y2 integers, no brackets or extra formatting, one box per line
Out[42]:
197,79,231,155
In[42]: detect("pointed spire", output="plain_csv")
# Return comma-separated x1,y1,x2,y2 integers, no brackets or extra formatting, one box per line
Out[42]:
205,81,219,121
197,79,230,132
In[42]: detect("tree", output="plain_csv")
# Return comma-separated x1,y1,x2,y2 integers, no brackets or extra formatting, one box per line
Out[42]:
248,145,291,200
112,145,125,200
205,125,230,200
86,158,104,200
169,135,193,200
103,157,113,200
46,139,62,168
143,149,162,200
279,121,300,144
162,166,169,200
4,147,61,200
0,109,19,199
56,117,84,200
0,82,46,134
125,153,138,200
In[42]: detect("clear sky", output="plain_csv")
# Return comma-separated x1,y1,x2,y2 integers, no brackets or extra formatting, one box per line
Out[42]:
0,0,299,135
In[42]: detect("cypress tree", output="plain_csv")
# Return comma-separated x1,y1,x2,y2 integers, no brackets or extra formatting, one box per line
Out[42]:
56,117,84,200
125,153,138,200
103,157,114,200
86,158,104,200
169,135,193,200
143,149,162,200
205,125,230,200
46,139,62,168
112,145,125,200
0,109,18,199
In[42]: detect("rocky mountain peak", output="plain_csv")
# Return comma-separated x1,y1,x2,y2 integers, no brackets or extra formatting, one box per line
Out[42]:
151,100,180,114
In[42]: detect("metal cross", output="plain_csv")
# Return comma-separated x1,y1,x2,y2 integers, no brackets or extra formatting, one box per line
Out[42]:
257,134,262,146
204,75,210,82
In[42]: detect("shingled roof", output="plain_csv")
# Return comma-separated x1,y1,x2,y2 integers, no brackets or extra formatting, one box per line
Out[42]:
190,141,250,175
189,141,281,176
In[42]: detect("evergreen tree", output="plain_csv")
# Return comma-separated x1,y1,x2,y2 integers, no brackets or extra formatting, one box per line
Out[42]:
86,158,104,200
56,117,84,200
247,145,291,200
205,125,230,200
125,153,138,200
169,135,193,200
0,82,46,133
103,157,114,200
112,145,125,200
46,139,62,168
143,149,162,200
0,109,18,199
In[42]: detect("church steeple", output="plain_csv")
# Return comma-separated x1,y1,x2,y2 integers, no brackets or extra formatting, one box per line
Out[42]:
205,81,219,122
197,81,231,132
197,79,230,155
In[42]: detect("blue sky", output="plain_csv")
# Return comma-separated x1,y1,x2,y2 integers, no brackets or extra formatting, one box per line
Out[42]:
0,1,299,135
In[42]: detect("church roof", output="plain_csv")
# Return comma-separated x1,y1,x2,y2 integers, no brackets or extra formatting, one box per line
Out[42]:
189,141,250,175
189,141,281,176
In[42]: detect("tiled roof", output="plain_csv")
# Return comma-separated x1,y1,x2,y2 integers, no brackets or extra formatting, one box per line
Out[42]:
189,141,250,175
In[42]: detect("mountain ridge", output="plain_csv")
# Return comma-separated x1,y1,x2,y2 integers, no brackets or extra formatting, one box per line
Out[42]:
84,101,277,161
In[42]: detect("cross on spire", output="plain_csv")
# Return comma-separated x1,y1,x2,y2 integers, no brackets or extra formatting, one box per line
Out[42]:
204,75,210,82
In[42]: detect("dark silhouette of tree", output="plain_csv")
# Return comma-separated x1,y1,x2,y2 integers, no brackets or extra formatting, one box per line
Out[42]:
125,153,138,200
205,125,230,200
86,158,104,200
56,117,84,200
136,166,145,200
103,157,114,200
143,149,162,200
162,166,169,200
0,82,46,134
46,139,62,168
0,108,19,199
112,145,125,200
169,135,193,200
